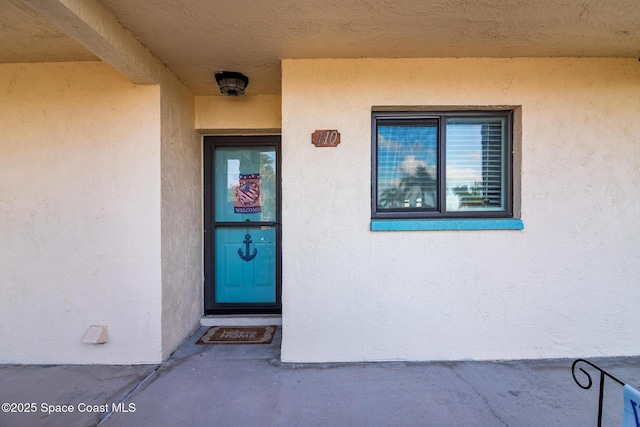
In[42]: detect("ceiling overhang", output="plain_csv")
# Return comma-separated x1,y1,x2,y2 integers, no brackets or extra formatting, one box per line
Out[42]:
2,0,639,95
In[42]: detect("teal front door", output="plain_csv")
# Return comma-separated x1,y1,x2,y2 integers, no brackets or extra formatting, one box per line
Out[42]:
204,136,281,314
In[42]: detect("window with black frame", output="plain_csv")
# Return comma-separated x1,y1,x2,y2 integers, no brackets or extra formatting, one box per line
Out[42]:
372,110,513,219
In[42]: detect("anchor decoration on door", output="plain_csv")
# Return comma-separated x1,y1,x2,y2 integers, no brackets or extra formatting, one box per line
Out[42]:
238,234,258,262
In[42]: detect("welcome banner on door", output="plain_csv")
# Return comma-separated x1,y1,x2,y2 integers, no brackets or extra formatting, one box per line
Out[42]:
234,173,261,214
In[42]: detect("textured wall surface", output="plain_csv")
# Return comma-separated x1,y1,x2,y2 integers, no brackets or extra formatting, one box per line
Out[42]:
0,62,163,364
280,58,640,362
195,95,282,133
160,68,202,359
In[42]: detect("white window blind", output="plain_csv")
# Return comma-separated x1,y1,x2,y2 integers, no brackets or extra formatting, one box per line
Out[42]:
446,118,505,211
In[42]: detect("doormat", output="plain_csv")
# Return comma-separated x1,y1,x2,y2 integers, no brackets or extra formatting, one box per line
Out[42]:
196,326,277,345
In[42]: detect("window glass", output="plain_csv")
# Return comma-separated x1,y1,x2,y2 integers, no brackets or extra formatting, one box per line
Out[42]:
214,147,277,222
446,117,506,211
373,111,512,219
377,123,438,210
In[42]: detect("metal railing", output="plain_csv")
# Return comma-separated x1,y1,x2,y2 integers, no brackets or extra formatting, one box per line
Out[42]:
572,358,626,427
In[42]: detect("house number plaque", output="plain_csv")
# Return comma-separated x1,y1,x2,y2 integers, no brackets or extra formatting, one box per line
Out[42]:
311,130,340,147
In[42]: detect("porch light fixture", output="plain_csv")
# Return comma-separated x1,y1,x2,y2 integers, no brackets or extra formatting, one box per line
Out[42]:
215,71,249,96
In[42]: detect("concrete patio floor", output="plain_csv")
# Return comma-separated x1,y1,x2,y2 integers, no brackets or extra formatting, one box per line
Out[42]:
1,326,639,427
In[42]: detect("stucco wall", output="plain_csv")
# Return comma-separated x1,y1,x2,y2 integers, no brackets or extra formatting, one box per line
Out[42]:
280,58,640,362
195,95,281,133
160,71,202,359
0,62,163,364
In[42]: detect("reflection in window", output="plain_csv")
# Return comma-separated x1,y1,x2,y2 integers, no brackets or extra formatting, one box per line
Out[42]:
214,148,277,222
373,111,512,219
377,123,438,210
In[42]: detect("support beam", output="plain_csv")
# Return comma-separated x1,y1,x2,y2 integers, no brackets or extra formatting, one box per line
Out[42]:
20,0,159,84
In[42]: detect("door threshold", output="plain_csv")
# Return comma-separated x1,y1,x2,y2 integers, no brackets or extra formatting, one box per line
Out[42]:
201,314,282,327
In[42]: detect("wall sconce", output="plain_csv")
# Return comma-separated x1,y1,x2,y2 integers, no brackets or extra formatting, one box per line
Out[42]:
215,71,249,96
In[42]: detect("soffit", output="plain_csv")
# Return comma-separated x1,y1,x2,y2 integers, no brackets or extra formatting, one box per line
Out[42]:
0,0,98,63
2,0,639,95
97,0,640,95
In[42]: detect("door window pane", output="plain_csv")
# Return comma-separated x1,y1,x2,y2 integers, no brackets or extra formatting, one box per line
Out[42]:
214,147,277,222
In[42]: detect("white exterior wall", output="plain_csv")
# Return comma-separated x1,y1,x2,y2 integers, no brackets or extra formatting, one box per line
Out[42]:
280,58,640,362
160,73,202,359
0,62,163,364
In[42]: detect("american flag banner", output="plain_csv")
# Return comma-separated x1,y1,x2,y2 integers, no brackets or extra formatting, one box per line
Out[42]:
234,173,261,214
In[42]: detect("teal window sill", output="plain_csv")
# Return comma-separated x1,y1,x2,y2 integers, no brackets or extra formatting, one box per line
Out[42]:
371,218,524,231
